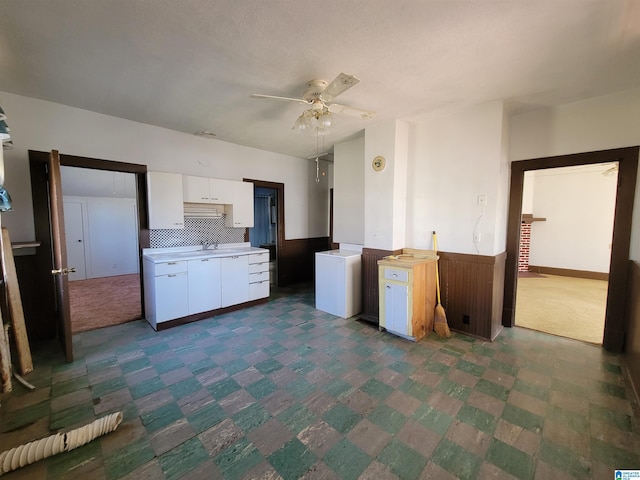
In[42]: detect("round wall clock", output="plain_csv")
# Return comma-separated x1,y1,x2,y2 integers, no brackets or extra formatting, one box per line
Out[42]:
372,155,386,171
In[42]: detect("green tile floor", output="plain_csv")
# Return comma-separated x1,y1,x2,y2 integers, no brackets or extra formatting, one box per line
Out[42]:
1,284,639,479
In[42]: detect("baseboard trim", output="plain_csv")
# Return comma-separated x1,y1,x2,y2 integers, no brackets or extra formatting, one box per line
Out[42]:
528,265,609,281
155,297,268,331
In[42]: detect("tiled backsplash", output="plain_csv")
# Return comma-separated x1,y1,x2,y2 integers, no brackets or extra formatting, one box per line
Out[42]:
149,216,245,248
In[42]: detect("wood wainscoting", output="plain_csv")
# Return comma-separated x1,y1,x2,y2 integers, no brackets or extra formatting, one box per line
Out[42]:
13,253,56,341
624,260,640,405
438,251,506,341
361,248,402,324
279,237,330,286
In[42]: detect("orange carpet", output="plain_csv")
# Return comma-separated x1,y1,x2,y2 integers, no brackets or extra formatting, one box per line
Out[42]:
69,274,141,333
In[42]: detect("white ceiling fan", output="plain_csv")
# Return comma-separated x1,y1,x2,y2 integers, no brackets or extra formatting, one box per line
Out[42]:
250,73,376,134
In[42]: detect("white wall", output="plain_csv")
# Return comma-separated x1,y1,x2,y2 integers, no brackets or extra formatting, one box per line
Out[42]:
332,101,510,255
0,91,328,243
364,119,409,250
510,86,640,262
64,195,139,279
407,101,509,255
334,136,365,245
61,166,137,198
528,165,617,272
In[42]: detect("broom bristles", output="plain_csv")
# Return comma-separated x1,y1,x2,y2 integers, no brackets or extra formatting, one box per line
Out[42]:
434,304,451,337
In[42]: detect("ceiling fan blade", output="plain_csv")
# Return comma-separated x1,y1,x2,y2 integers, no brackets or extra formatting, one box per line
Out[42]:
321,73,360,101
250,94,310,105
328,103,376,120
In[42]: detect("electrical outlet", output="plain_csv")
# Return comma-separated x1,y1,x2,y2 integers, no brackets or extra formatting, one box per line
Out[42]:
477,195,487,207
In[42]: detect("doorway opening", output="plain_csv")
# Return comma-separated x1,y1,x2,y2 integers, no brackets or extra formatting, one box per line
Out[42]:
514,163,618,344
503,146,638,353
29,150,148,361
61,166,141,332
244,179,284,287
249,186,278,287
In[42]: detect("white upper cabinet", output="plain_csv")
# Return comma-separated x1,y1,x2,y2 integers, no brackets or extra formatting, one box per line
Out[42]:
183,176,235,205
209,178,235,204
147,171,184,229
225,181,254,228
183,175,211,203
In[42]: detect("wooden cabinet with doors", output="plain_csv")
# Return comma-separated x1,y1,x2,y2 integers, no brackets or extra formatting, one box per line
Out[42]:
378,257,436,341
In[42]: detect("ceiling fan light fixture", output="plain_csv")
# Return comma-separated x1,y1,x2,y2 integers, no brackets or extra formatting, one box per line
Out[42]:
293,113,313,133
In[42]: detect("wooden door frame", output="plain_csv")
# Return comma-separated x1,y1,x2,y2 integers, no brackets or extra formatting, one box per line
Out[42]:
243,179,284,286
29,151,149,360
503,146,638,352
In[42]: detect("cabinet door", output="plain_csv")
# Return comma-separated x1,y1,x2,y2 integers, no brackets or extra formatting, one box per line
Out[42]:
147,171,184,229
225,181,254,228
183,175,211,203
156,272,189,322
188,258,221,314
221,255,249,307
210,178,235,204
384,281,409,335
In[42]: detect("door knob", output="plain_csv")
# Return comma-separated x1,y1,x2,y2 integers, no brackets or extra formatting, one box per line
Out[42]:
51,267,76,276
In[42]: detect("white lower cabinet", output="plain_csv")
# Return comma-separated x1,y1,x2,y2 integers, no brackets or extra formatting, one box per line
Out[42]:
188,258,221,314
144,248,269,329
221,255,249,307
249,252,270,300
143,258,189,330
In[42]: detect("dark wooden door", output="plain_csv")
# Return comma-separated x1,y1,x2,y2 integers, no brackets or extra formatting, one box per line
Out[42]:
48,150,74,362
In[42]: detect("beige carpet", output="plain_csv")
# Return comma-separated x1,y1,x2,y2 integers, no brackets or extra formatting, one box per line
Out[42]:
69,274,142,333
515,274,607,344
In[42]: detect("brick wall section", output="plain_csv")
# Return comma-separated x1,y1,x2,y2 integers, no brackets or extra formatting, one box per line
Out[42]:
518,223,531,272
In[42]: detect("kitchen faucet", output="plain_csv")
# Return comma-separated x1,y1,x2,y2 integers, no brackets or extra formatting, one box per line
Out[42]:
213,240,219,250
201,240,210,251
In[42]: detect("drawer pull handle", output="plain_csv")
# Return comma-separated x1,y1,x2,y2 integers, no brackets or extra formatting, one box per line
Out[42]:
386,285,391,289
168,262,176,265
168,274,176,277
393,273,397,277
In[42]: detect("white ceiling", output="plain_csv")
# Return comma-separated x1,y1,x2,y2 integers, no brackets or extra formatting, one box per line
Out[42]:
1,1,640,159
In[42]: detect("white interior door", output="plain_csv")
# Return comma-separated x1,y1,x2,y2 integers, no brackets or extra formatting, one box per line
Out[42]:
63,200,87,281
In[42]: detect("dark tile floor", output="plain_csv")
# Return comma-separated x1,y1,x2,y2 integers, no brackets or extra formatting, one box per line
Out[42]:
1,284,639,479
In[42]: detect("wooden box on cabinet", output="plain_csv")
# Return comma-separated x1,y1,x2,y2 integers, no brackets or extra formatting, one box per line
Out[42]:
378,257,436,341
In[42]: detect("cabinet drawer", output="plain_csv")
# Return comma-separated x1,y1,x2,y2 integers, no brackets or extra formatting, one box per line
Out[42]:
155,261,188,276
383,268,409,282
249,261,269,274
249,280,269,300
249,271,269,283
249,252,269,264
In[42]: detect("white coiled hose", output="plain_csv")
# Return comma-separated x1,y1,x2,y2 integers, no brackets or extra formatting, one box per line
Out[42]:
0,411,123,475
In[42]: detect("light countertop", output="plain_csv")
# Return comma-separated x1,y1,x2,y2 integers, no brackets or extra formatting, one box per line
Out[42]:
143,243,269,263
